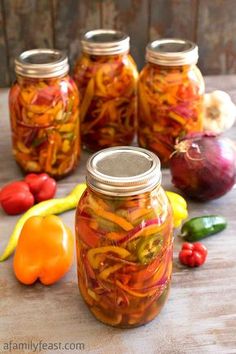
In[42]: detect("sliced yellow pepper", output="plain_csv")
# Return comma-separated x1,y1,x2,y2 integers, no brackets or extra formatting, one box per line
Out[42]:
87,246,131,269
99,264,123,280
93,209,133,231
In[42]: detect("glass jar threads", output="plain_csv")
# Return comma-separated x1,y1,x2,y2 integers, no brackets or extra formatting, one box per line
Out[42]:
73,29,138,151
9,49,80,178
75,146,173,328
138,39,205,166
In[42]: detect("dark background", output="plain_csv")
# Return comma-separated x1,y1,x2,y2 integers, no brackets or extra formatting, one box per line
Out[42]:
0,0,235,87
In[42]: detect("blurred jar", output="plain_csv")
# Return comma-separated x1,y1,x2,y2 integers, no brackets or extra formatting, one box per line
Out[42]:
73,29,138,151
9,49,80,178
75,146,173,328
138,39,205,166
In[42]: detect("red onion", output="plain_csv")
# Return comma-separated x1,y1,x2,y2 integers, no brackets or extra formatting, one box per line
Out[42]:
170,134,236,201
117,218,161,244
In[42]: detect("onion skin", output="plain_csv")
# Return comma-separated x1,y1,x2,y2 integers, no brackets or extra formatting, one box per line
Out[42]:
170,135,236,201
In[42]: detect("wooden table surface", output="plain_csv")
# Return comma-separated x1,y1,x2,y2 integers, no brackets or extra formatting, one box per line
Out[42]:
0,77,236,354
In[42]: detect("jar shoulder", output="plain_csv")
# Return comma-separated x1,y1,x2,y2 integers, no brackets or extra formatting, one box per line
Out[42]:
74,53,138,74
139,63,204,86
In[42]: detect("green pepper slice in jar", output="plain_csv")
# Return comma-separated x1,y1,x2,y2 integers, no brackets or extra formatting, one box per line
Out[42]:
137,234,163,265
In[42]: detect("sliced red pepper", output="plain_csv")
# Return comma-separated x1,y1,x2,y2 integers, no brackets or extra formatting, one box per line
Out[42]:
77,218,101,247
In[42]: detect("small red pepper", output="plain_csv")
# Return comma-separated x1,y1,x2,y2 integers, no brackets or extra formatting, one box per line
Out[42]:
0,181,34,215
179,242,208,267
25,173,56,203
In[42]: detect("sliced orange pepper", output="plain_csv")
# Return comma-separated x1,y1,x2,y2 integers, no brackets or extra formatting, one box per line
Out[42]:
20,89,36,105
94,209,133,231
116,280,158,298
80,78,94,122
128,208,150,223
168,111,187,125
106,231,126,241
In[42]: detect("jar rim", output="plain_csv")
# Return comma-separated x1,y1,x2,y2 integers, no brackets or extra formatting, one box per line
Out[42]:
146,38,198,66
81,29,130,55
86,146,161,196
15,49,69,78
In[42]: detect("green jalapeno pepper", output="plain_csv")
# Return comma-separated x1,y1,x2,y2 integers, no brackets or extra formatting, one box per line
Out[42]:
179,215,227,242
137,234,163,265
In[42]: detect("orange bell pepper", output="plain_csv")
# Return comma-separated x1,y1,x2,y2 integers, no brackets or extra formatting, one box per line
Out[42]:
13,215,74,285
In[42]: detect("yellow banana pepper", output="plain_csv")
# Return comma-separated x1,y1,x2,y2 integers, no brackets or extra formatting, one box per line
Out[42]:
166,191,188,228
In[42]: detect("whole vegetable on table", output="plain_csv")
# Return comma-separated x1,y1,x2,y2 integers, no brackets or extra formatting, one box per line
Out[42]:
170,133,236,201
179,242,208,267
179,215,227,242
0,181,34,215
0,183,86,261
24,173,56,203
203,90,236,134
165,191,188,228
0,173,56,215
14,215,73,285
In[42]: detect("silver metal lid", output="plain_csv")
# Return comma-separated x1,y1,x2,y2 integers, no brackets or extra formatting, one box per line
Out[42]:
146,38,198,66
81,29,130,55
15,49,69,78
86,146,161,196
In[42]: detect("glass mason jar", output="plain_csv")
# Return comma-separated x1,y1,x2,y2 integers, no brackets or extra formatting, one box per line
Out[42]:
9,49,80,178
73,29,138,151
138,39,205,166
75,146,173,328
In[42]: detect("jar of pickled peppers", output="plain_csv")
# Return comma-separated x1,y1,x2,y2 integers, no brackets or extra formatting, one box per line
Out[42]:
75,146,173,328
9,49,80,178
138,39,205,166
73,29,138,151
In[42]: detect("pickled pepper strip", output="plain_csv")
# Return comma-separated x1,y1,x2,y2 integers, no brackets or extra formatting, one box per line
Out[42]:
99,264,123,280
116,280,158,298
73,53,138,151
9,75,80,178
138,63,204,165
76,187,173,327
80,78,94,122
93,209,133,231
87,246,131,269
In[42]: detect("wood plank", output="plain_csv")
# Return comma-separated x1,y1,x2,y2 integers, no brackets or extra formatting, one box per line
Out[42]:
149,0,198,41
0,0,9,87
101,0,149,70
4,0,54,83
197,0,236,75
53,0,101,72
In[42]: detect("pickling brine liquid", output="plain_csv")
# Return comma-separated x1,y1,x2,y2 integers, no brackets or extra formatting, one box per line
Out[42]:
75,186,173,328
9,75,80,178
138,63,204,166
73,52,138,151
